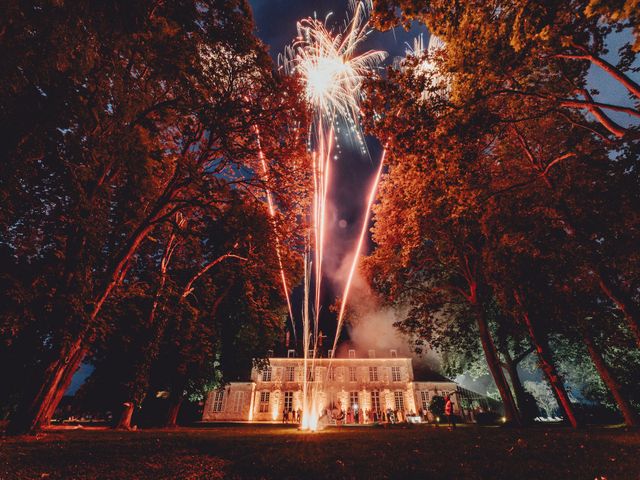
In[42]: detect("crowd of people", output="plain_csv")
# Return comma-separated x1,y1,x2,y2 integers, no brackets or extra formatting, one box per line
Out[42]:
281,408,303,424
280,395,458,428
281,405,416,425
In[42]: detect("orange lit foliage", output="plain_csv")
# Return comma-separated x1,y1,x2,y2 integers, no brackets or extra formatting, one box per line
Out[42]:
363,0,640,426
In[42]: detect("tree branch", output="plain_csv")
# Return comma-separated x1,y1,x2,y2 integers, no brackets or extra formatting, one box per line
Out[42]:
540,152,576,177
513,346,535,365
554,51,640,100
558,98,640,118
182,253,247,299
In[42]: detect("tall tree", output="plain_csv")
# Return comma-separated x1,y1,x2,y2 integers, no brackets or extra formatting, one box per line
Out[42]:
361,72,522,423
364,0,639,427
1,0,309,434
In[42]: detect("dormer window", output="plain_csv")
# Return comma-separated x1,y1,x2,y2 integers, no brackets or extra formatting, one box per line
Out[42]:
287,349,296,358
390,349,397,358
348,349,356,359
267,349,274,358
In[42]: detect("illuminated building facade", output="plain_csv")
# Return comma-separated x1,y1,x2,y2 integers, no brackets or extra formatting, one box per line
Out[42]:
202,349,467,422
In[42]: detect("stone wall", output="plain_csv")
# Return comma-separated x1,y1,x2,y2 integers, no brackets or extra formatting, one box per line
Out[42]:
202,382,254,421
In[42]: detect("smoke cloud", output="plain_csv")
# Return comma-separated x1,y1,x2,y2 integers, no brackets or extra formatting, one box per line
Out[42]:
329,249,440,370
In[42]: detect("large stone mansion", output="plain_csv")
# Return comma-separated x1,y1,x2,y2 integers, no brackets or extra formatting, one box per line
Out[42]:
202,348,489,423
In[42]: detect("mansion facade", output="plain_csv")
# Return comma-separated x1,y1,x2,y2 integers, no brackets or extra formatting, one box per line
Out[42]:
203,349,480,422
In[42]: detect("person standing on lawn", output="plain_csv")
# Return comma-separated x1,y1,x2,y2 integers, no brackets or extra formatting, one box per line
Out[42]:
445,394,456,430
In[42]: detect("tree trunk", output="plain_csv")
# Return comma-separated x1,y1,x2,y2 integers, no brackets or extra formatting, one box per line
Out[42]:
165,395,184,428
116,402,135,430
597,272,640,349
518,308,580,428
41,345,90,426
7,155,186,436
7,337,86,435
502,349,535,424
8,220,157,435
474,304,522,425
583,331,639,427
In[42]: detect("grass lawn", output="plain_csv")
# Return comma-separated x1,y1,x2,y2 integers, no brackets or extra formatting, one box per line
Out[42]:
1,423,639,479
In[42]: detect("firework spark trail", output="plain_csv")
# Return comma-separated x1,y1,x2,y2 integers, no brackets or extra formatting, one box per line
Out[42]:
314,123,334,351
282,0,386,431
301,252,309,429
254,126,297,341
330,147,385,360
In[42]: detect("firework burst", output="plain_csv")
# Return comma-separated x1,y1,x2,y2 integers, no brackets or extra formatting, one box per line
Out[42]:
282,1,386,123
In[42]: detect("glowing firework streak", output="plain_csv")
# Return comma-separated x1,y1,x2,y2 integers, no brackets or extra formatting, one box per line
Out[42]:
301,249,312,430
313,122,333,347
254,126,296,341
330,148,386,358
282,0,386,431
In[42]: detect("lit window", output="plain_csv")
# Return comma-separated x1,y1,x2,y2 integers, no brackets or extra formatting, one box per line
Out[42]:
285,366,295,382
391,366,401,382
284,391,293,412
368,349,375,358
233,391,245,413
259,391,270,413
371,391,380,411
390,349,397,358
369,366,378,382
261,367,272,382
394,391,405,411
420,391,429,411
327,391,337,409
212,390,224,412
348,349,356,358
349,391,359,409
349,366,357,382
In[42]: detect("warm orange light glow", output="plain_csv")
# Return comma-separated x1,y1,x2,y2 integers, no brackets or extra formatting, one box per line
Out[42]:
248,384,256,421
